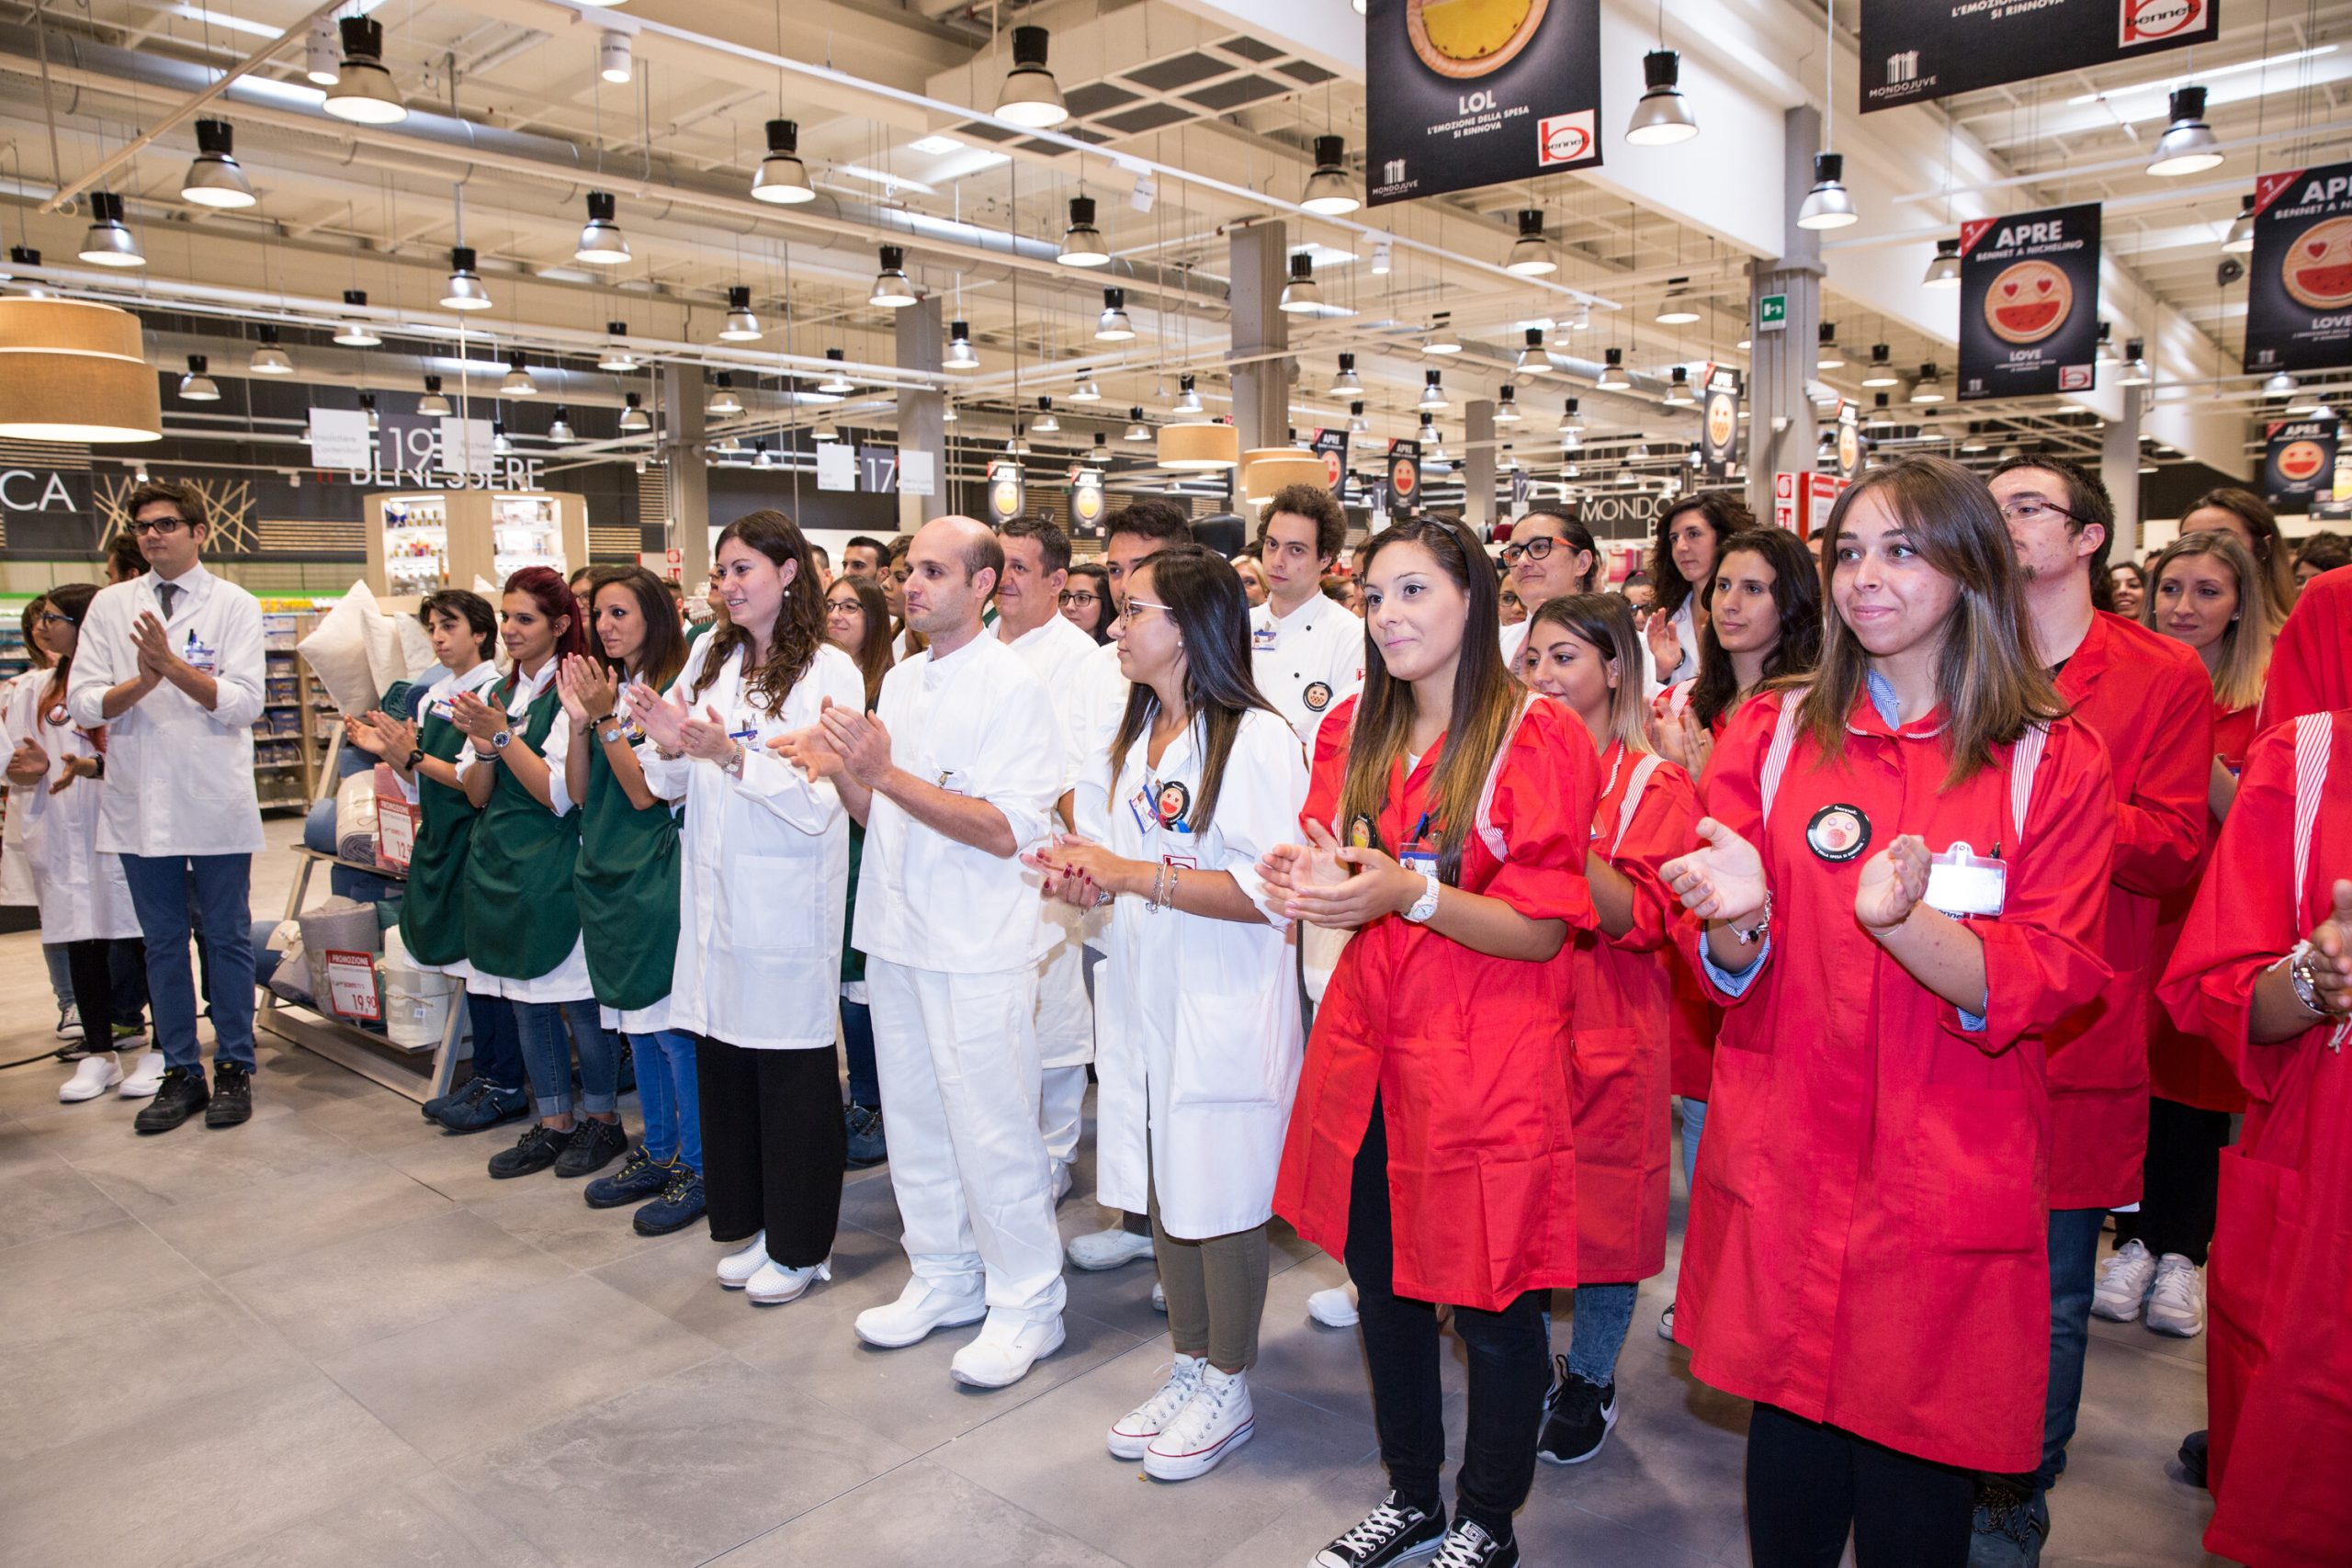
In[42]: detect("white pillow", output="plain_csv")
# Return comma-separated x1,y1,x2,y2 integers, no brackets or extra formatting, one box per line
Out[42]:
297,581,382,716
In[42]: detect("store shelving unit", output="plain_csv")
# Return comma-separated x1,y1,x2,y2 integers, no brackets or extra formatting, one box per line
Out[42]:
257,608,312,811
363,490,588,596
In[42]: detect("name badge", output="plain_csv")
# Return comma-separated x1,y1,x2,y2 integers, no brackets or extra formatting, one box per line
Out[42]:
937,767,971,795
1251,626,1279,650
728,721,762,744
428,699,457,721
1127,784,1156,834
1925,841,2007,918
183,636,218,674
1398,839,1439,876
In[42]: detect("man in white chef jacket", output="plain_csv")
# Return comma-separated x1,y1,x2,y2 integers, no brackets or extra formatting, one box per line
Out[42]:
991,515,1102,1198
67,481,266,1135
1248,483,1362,749
815,514,1069,1388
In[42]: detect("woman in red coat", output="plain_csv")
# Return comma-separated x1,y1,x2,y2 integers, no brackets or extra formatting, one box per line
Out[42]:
1661,457,2115,1567
1261,515,1598,1568
1518,592,1702,1466
2155,708,2352,1568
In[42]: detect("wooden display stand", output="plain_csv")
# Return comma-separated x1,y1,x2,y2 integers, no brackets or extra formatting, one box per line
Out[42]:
364,490,589,598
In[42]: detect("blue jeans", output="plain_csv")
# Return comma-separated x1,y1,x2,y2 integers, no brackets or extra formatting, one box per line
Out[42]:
629,1029,701,1171
2034,1206,2106,1492
1567,1281,1638,1385
841,998,879,1109
466,989,525,1089
511,997,619,1120
119,852,255,1072
1678,1097,1708,1197
43,942,73,1010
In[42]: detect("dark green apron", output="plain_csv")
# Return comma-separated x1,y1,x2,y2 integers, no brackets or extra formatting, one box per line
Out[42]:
462,678,582,981
575,711,682,1011
397,695,477,967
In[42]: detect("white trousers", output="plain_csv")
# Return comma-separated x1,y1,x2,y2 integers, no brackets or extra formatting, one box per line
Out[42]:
1040,1065,1089,1167
867,957,1068,1319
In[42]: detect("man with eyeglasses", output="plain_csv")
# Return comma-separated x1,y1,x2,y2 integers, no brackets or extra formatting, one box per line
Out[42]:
991,515,1102,1201
66,479,267,1134
1249,483,1362,748
1973,456,2210,1568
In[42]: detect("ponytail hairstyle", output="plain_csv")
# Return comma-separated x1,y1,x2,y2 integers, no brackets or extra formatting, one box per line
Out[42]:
2143,529,2272,714
1335,514,1524,886
1688,526,1824,730
39,583,97,709
687,508,828,715
1526,592,1648,755
592,566,688,694
501,566,589,670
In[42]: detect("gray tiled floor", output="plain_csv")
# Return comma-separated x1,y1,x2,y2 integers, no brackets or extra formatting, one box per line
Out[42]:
0,902,2224,1567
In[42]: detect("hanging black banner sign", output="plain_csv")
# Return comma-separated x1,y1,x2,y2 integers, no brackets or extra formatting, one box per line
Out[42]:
986,459,1023,526
1956,203,2103,401
1067,467,1107,536
1311,428,1349,491
2244,164,2352,376
1834,400,1863,481
1363,0,1601,207
1860,0,2217,113
1699,365,1742,477
2261,418,2339,513
1385,437,1423,515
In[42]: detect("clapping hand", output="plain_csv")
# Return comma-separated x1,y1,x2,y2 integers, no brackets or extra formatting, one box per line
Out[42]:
128,612,178,684
1260,819,1414,929
557,654,620,730
1661,818,1768,925
624,682,685,753
1854,834,1932,939
816,697,893,787
2303,880,2352,1018
673,703,739,764
6,733,49,786
448,689,502,743
1644,611,1684,681
1023,833,1133,908
766,726,842,781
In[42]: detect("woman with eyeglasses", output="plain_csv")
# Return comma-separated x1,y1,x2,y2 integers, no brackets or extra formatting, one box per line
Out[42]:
1264,515,1600,1568
1659,457,2116,1567
823,574,895,1168
1025,546,1307,1481
1498,510,1601,670
6,586,144,1103
1644,492,1748,691
1060,564,1114,644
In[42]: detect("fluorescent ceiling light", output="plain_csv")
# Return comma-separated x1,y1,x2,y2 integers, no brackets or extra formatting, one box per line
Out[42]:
906,134,964,156
2066,45,2335,107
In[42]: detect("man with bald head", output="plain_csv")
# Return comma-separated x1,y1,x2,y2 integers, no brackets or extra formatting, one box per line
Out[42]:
809,514,1070,1388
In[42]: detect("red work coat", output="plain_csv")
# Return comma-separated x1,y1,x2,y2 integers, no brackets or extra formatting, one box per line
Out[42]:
1568,741,1701,1284
1274,694,1600,1313
2155,710,2352,1568
1652,678,1728,1101
2045,613,2211,1208
1673,688,2115,1472
2256,564,2351,731
2148,701,2259,1112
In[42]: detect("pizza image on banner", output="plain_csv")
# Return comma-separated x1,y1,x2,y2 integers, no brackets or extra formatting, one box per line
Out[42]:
2248,164,2352,374
1955,203,2102,401
1365,0,1600,207
2262,418,2341,513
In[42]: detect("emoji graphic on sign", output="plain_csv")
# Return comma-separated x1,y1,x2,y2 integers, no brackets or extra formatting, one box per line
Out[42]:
2283,216,2352,311
2277,439,2329,484
1390,454,1419,502
1985,259,2074,345
1408,0,1547,77
1705,391,1736,454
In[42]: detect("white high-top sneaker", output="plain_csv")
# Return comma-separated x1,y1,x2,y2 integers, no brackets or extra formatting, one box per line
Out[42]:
1144,1364,1255,1481
1107,1354,1205,1460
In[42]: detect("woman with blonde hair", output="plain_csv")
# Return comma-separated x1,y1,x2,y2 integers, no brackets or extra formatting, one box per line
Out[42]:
2177,487,2300,630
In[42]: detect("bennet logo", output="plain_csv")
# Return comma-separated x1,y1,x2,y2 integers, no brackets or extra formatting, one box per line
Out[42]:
1538,111,1593,166
2121,0,2204,46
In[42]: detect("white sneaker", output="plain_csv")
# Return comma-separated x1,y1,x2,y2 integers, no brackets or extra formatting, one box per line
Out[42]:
56,1003,83,1041
1068,1224,1156,1271
1307,1284,1360,1328
2144,1253,2206,1337
1145,1365,1255,1481
1107,1353,1205,1459
117,1050,166,1099
746,1256,831,1305
949,1310,1066,1388
2093,1238,2159,1323
1051,1160,1074,1206
854,1278,987,1349
717,1233,769,1289
60,1055,123,1103
1151,1280,1167,1314
1657,1303,1678,1340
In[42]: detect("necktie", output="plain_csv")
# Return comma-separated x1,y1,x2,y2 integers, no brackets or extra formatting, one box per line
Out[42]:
156,582,179,621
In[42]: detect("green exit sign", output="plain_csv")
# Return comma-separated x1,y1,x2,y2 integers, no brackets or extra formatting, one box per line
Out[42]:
1758,294,1788,331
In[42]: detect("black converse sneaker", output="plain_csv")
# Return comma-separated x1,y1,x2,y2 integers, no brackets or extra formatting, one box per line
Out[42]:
1535,1354,1619,1464
1314,1490,1448,1568
1428,1519,1518,1568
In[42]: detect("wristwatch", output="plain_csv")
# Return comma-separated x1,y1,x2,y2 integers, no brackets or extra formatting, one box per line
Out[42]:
402,747,424,773
2288,940,2342,1018
490,728,513,752
1402,871,1442,924
599,724,625,746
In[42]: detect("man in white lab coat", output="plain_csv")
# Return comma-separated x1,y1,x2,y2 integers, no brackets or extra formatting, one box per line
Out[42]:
1247,482,1362,749
67,481,266,1135
815,514,1069,1388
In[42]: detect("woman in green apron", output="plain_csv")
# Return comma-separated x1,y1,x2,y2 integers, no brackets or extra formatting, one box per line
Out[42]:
347,589,528,1133
451,567,627,1182
555,566,701,1234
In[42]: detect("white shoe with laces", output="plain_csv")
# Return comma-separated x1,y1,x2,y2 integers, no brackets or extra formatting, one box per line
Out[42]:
745,1256,831,1305
1145,1364,1254,1481
60,1055,122,1102
2092,1238,2159,1323
2144,1252,2206,1337
1657,1303,1677,1340
716,1233,769,1289
1068,1224,1156,1270
1107,1353,1204,1459
117,1050,166,1099
1307,1284,1360,1328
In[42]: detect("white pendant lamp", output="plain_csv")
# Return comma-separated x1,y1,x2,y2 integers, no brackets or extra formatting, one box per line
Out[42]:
248,324,293,376
500,352,537,397
597,324,639,372
1033,396,1060,434
618,393,650,433
1172,373,1204,415
1595,348,1631,390
1495,385,1521,424
1625,50,1699,146
1923,238,1962,288
1418,368,1448,412
1910,363,1946,404
1662,366,1695,405
817,349,854,395
1860,345,1899,388
2116,341,2154,388
752,119,816,205
941,401,957,423
78,192,144,267
1096,288,1135,342
1419,412,1446,463
441,246,492,310
1125,407,1151,442
547,406,576,444
1069,374,1102,403
707,373,743,417
305,17,340,85
1329,354,1363,396
1058,197,1109,267
944,320,980,369
181,119,255,209
720,286,763,342
2222,194,2256,254
2148,87,2222,177
322,17,406,125
1349,401,1369,436
1517,328,1553,376
597,29,632,85
574,193,629,265
492,420,513,455
1301,135,1360,216
1506,209,1555,276
360,392,379,432
1655,279,1701,325
1001,424,1030,456
1424,311,1462,354
178,355,220,400
1558,396,1584,436
1797,152,1858,230
870,245,918,309
1278,253,1323,312
334,290,381,346
418,376,452,417
996,26,1068,130
1816,322,1845,369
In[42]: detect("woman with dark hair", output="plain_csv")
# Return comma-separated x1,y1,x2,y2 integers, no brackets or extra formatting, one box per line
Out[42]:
1026,546,1307,1482
1655,525,1826,781
1498,508,1601,667
2181,487,2300,631
6,584,145,1102
2109,560,2147,618
6,593,78,1040
1517,592,1704,1465
1661,457,2118,1567
346,589,527,1133
823,572,895,1166
549,567,704,1234
628,509,866,1305
1061,562,1114,643
451,567,628,1182
1645,491,1750,689
1262,515,1600,1568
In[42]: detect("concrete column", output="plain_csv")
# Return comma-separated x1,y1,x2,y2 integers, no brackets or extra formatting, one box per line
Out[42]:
1463,398,1498,537
1227,220,1291,456
1745,105,1827,521
897,297,945,532
662,363,710,586
2101,394,2143,560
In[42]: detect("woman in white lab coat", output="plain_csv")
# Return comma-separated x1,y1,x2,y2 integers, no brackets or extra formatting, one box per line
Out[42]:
1029,545,1307,1483
4,584,143,1102
628,509,866,1307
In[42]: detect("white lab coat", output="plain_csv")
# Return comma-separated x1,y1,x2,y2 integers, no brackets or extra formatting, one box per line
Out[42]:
1078,706,1306,1239
67,565,266,858
853,633,1061,976
3,673,138,943
1,672,37,906
1250,595,1363,749
643,638,865,1049
1001,613,1102,1067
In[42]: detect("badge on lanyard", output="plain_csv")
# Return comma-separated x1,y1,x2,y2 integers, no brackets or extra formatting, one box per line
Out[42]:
1924,840,2007,918
936,767,971,795
182,631,218,674
1396,811,1438,875
1127,783,1157,835
1154,778,1193,831
1806,802,1871,863
1251,625,1279,650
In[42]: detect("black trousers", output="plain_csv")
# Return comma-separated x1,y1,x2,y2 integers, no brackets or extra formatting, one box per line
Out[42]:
695,1038,845,1269
1746,1403,1973,1568
1345,1095,1547,1542
67,938,140,1044
2112,1096,2233,1265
